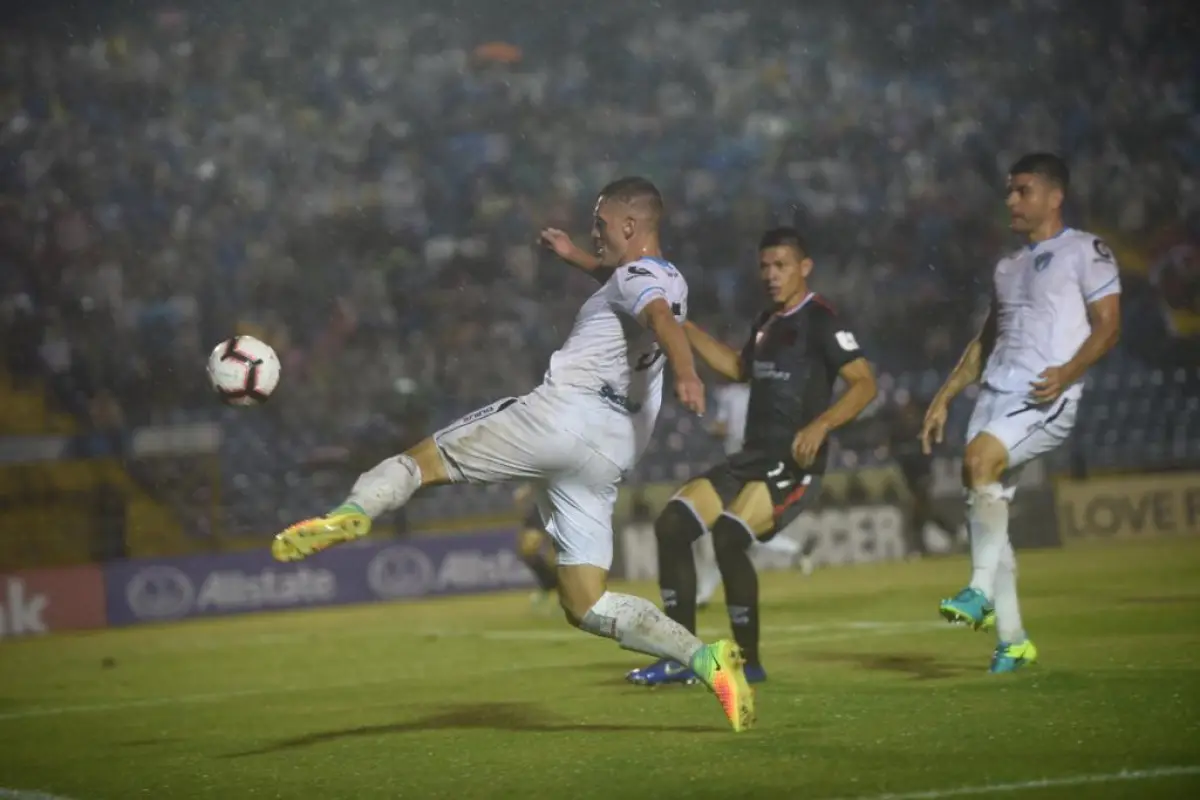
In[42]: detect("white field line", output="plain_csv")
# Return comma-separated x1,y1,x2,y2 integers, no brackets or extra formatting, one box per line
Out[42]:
0,621,940,721
827,765,1200,800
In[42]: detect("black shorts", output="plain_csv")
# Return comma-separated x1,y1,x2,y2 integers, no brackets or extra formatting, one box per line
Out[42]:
701,449,822,537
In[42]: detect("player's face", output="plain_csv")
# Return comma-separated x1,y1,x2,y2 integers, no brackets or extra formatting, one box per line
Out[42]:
1006,172,1061,233
759,245,813,305
591,198,630,267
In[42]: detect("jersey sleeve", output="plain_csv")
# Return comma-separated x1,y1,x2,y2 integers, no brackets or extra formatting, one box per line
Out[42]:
610,262,679,319
738,316,766,383
814,307,865,372
1078,237,1122,303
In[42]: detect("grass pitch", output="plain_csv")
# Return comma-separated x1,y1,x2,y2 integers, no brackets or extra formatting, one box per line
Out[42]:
1,537,1198,799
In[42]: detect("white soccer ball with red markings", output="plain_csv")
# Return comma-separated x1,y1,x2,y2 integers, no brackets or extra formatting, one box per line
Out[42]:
206,336,281,406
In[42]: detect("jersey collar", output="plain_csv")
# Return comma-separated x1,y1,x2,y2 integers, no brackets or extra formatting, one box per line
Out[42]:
1026,227,1072,251
775,292,816,318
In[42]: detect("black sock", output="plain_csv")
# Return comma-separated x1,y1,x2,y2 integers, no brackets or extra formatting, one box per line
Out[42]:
711,515,762,668
655,501,705,635
521,553,558,591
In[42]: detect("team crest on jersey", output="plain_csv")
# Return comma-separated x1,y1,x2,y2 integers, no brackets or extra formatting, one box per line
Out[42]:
1034,252,1054,272
1092,239,1114,262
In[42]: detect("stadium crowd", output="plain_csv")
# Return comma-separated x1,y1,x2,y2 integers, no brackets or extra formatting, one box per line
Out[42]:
2,0,1196,451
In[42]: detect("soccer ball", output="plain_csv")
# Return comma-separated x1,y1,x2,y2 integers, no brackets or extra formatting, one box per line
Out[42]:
206,336,281,406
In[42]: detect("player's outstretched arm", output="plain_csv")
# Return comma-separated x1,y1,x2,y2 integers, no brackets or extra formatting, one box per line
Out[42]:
539,228,614,283
792,358,878,467
682,321,743,382
642,300,705,416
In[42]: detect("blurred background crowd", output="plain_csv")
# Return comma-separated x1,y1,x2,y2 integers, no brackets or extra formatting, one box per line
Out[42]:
1,0,1197,543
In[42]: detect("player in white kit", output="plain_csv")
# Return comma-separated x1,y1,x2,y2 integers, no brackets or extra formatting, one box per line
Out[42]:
920,154,1122,673
694,382,805,608
272,177,755,731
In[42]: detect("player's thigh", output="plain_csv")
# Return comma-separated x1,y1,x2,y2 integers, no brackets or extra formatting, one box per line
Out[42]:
432,395,574,483
723,482,776,537
517,526,548,558
669,451,762,528
542,451,622,572
967,390,1077,482
727,471,822,540
669,477,726,528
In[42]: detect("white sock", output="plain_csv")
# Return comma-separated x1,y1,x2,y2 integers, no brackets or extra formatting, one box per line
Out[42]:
993,540,1026,643
757,535,801,557
581,591,705,665
694,536,721,605
966,483,1010,602
345,455,422,519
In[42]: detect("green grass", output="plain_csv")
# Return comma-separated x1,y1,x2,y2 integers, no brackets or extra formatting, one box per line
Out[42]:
2,538,1199,800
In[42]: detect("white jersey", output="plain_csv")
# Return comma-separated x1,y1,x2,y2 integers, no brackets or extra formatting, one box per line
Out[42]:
543,257,688,468
982,228,1121,399
713,383,750,455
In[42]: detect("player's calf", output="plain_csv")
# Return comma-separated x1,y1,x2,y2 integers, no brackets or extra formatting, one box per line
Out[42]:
655,500,706,633
711,514,764,671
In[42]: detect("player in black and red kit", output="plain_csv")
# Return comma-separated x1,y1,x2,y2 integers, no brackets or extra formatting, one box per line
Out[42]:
627,227,878,685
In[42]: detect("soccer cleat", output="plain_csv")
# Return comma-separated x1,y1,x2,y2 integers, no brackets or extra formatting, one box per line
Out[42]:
690,640,756,732
626,658,699,686
939,587,995,631
989,639,1038,673
271,505,371,562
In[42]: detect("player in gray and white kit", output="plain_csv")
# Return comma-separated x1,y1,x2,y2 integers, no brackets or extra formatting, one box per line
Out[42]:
921,153,1122,673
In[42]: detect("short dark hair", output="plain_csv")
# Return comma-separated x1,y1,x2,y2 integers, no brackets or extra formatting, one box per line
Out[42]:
1009,153,1070,193
598,176,663,217
758,227,809,258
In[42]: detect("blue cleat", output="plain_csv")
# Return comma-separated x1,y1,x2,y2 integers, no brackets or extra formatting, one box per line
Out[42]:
989,639,1038,673
743,664,768,684
939,587,995,631
626,658,698,686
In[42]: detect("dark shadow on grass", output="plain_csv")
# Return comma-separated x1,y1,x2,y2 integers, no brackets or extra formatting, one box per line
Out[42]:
806,651,974,680
226,702,723,756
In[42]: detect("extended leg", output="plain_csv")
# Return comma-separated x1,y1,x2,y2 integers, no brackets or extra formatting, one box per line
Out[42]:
272,437,449,561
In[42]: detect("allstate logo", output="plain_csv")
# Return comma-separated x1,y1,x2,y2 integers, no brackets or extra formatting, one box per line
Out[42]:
367,546,436,599
125,566,195,620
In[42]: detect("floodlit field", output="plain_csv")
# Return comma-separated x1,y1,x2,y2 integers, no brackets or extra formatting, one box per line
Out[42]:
2,538,1198,800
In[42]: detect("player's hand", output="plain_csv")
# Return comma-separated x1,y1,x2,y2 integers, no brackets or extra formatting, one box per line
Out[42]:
792,420,830,468
539,228,579,261
920,399,948,455
675,372,706,417
1031,366,1072,403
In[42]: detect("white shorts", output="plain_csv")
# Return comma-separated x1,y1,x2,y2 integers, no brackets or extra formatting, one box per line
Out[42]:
433,390,623,570
967,387,1078,474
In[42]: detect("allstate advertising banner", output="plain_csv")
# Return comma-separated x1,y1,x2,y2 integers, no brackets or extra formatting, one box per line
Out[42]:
103,529,535,626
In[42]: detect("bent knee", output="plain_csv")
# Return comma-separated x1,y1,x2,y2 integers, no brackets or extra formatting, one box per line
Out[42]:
963,436,1008,488
556,567,606,626
711,514,754,556
655,500,704,544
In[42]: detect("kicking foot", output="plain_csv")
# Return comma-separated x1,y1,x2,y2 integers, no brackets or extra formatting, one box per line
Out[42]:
690,640,756,732
938,587,996,631
271,505,371,562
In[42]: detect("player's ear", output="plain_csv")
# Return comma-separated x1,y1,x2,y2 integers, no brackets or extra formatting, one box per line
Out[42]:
800,257,814,279
1050,185,1065,212
623,217,636,240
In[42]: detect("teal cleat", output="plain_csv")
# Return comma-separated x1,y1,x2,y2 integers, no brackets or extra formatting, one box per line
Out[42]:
939,587,994,631
989,639,1038,673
